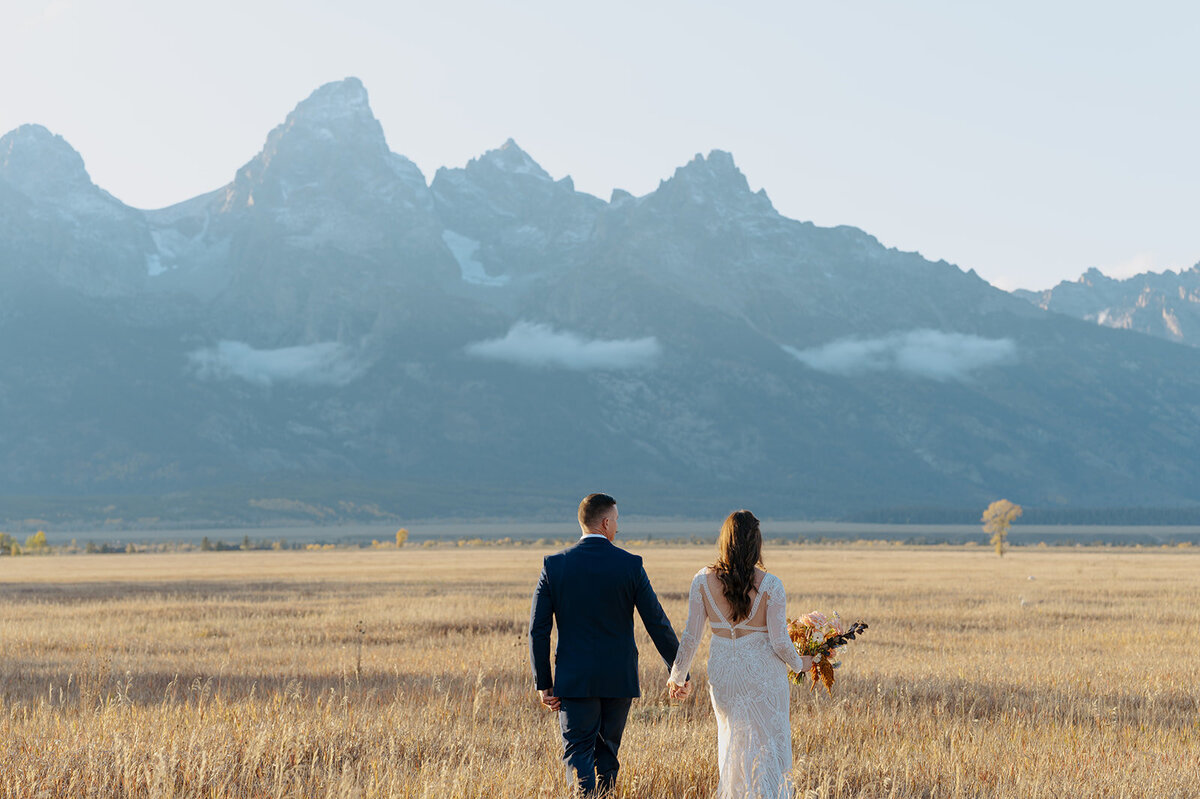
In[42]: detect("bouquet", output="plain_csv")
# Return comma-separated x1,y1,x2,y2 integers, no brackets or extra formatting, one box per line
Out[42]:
787,611,868,693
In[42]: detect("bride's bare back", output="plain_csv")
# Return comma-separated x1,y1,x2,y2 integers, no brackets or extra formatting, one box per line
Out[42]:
699,567,769,638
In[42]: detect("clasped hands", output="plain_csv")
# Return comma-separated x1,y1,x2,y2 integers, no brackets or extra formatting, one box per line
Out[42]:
666,678,691,700
538,680,690,711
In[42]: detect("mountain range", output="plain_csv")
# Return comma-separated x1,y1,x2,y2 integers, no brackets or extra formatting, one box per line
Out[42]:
3,77,1200,526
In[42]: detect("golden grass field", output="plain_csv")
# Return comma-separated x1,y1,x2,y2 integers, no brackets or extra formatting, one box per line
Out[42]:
1,542,1198,798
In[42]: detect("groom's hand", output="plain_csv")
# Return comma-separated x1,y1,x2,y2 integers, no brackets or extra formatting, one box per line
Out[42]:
667,679,692,700
538,688,561,711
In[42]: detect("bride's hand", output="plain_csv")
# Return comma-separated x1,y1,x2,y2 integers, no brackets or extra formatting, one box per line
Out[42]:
667,679,691,700
799,655,814,671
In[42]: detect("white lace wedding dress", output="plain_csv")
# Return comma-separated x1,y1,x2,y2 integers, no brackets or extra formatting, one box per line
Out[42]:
670,569,807,799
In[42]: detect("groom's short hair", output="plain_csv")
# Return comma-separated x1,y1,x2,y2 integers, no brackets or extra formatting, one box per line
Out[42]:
578,493,617,530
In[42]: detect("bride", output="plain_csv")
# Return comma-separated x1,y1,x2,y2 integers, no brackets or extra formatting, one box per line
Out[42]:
667,510,812,799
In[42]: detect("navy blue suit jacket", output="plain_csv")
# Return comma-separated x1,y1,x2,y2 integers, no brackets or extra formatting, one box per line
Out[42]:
529,536,680,698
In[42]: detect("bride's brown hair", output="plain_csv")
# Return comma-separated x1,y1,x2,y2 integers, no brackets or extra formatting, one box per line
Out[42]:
710,510,763,623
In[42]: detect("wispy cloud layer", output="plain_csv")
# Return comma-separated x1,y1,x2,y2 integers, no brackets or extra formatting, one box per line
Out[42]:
189,341,363,386
784,330,1017,381
465,322,661,371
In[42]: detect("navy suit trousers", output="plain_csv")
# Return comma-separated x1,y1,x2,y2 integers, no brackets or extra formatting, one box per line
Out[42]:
558,696,633,795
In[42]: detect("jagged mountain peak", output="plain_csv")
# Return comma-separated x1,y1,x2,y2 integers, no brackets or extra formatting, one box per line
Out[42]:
1077,267,1114,286
672,150,747,186
649,149,775,215
0,123,94,198
470,138,552,181
1016,261,1200,347
287,77,372,127
221,77,431,215
1069,264,1200,291
259,77,388,160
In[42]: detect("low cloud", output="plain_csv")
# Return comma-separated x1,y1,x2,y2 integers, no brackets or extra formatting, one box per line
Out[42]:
465,322,661,371
189,340,363,386
784,330,1017,381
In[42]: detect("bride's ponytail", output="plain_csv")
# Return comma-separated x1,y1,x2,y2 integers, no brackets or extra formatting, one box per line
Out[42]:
711,510,764,623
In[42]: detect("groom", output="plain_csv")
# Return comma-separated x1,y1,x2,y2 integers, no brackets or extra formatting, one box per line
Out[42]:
529,493,688,795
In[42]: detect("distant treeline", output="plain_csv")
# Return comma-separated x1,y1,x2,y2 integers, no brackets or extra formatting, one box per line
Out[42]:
0,535,304,555
6,479,1200,530
0,478,568,530
843,506,1200,526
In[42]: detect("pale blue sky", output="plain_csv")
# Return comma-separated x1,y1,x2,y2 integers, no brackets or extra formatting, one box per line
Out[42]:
3,0,1197,290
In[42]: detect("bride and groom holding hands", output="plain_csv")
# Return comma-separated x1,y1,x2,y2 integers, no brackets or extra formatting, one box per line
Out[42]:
529,493,813,798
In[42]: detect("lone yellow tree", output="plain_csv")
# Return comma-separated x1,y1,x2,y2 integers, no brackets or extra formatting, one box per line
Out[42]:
982,499,1023,556
395,528,409,547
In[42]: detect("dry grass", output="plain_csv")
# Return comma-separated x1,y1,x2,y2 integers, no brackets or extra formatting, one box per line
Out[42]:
1,544,1198,797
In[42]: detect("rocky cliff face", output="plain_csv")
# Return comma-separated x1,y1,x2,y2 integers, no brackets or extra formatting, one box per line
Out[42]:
1016,266,1200,348
3,78,1200,521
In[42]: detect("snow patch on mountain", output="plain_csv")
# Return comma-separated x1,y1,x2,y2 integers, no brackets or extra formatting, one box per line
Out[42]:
189,341,364,386
442,229,509,286
785,330,1017,381
145,254,167,277
465,322,660,370
145,208,216,275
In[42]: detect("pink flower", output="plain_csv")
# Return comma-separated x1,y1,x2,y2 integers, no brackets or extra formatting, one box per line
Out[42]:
800,611,828,628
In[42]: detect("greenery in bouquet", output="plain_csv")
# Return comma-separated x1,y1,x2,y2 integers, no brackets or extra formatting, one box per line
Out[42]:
787,611,868,693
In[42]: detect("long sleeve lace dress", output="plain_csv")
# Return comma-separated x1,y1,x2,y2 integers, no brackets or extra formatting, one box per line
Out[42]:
669,569,807,799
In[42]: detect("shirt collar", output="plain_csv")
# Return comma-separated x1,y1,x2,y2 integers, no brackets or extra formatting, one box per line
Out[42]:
579,533,608,541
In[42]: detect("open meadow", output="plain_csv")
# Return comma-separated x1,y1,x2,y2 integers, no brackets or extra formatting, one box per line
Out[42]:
1,543,1197,798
